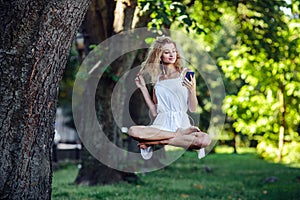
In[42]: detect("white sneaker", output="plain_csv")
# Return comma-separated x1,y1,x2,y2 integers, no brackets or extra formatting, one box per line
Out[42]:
198,148,205,159
140,146,153,160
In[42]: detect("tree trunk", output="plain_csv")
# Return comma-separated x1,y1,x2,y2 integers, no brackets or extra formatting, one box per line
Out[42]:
0,0,90,199
277,84,285,162
75,0,155,184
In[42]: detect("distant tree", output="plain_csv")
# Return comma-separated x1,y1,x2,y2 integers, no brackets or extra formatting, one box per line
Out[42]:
0,0,90,199
74,0,145,185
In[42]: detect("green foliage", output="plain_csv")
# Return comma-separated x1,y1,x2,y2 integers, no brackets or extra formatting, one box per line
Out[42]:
257,140,300,164
218,0,300,163
189,0,238,49
52,151,300,200
138,0,205,34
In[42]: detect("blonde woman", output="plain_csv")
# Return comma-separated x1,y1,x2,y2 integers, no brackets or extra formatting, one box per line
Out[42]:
128,36,211,159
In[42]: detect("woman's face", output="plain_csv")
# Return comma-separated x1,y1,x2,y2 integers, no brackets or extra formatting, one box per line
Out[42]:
161,43,177,65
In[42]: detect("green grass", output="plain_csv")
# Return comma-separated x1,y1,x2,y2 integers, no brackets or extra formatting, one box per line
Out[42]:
52,151,300,200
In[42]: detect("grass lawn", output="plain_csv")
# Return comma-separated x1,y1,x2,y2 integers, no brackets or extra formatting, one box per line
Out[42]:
52,149,300,200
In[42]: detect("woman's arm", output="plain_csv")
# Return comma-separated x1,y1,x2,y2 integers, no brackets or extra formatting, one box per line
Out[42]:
183,73,198,112
135,74,157,117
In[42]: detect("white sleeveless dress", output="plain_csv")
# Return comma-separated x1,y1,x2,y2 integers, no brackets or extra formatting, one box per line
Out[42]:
140,71,205,160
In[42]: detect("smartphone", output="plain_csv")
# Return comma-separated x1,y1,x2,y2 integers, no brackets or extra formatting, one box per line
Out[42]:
185,71,194,81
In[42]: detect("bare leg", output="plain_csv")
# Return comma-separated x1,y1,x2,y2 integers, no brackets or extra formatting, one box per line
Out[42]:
140,131,211,150
128,125,200,141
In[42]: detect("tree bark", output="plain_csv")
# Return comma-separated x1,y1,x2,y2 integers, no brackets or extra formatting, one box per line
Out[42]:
0,0,90,199
75,0,155,185
75,0,136,185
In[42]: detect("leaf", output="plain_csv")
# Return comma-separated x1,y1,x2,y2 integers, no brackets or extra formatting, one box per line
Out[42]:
193,183,203,190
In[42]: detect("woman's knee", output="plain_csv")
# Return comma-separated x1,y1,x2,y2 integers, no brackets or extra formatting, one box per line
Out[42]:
128,126,136,137
128,126,143,139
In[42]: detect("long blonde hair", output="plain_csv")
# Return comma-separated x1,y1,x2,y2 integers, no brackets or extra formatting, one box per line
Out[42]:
140,36,184,83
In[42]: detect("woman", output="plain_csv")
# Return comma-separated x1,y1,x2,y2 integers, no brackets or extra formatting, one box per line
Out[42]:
128,36,211,159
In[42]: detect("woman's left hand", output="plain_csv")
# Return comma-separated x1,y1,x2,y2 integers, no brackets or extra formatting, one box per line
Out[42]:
183,74,196,93
183,73,198,112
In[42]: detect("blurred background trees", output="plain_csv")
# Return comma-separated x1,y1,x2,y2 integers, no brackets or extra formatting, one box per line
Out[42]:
218,0,300,163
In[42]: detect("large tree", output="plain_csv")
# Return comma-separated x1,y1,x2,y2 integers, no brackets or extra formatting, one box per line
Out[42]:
74,0,149,185
0,0,90,199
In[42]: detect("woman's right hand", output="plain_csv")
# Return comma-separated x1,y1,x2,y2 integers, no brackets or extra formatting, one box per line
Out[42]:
135,74,146,88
